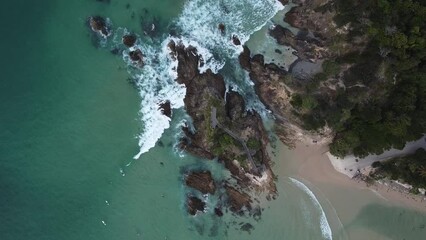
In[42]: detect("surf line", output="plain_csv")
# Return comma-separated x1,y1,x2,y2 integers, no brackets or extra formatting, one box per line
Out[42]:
289,177,333,240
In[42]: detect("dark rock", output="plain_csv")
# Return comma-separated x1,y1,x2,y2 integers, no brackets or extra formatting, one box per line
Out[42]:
167,40,177,58
218,23,226,34
187,196,206,215
185,171,216,194
277,0,289,5
122,34,137,47
232,35,241,45
226,91,245,121
158,100,172,118
88,16,110,38
225,186,252,213
214,207,224,217
238,46,251,71
269,25,297,49
275,49,282,54
129,49,144,64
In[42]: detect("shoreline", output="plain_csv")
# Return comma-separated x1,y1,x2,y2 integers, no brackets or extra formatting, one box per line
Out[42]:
275,140,426,238
283,140,426,213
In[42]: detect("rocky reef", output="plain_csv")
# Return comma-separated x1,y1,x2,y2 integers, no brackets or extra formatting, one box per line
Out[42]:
169,41,277,216
185,171,216,195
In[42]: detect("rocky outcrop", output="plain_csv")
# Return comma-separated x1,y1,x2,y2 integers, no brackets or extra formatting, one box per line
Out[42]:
185,171,216,194
225,186,252,214
278,0,289,5
239,47,307,147
88,16,111,38
270,24,328,62
169,40,277,215
158,101,172,118
187,196,205,215
122,34,137,47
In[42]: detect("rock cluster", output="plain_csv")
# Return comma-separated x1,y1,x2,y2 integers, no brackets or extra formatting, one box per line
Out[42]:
185,171,216,194
88,16,111,38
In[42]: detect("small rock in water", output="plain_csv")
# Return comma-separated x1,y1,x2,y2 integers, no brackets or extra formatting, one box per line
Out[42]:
218,23,226,34
88,16,111,38
128,49,144,65
122,34,137,47
187,196,206,215
232,35,241,45
275,49,282,54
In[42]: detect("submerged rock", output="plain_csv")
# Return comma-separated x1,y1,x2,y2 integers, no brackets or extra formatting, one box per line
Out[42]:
187,196,206,215
122,34,137,47
88,16,111,38
214,207,224,217
218,23,226,34
185,171,216,194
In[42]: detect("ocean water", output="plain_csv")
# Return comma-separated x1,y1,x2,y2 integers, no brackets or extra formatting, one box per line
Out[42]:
1,1,425,240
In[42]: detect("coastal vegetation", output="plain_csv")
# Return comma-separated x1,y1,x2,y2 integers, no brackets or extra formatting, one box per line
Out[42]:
290,0,426,158
371,148,426,191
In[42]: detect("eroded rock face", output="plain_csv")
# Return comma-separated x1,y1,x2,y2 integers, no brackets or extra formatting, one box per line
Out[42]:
88,16,111,38
122,34,137,47
187,196,205,215
158,100,172,118
171,41,277,215
269,24,328,61
185,171,216,194
225,186,252,214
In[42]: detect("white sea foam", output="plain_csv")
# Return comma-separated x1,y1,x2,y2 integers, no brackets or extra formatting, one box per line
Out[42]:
177,0,284,59
289,177,333,240
111,0,285,159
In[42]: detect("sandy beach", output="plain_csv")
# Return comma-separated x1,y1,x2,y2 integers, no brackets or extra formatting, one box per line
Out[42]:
276,140,426,239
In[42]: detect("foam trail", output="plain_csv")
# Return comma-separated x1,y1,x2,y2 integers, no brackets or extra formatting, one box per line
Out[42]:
289,177,333,240
177,0,284,59
112,0,285,159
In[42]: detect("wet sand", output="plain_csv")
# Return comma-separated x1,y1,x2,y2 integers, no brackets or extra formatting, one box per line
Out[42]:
275,140,426,239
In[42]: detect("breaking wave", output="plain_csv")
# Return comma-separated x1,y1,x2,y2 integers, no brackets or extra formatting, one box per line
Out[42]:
289,177,333,240
108,0,285,159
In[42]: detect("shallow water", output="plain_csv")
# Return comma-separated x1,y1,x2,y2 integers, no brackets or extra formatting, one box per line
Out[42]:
1,1,425,240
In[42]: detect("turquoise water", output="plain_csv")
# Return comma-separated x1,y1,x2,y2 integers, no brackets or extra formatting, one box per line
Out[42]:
1,1,426,240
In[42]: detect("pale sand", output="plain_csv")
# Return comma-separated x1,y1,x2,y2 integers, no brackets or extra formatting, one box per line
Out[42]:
275,140,426,239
